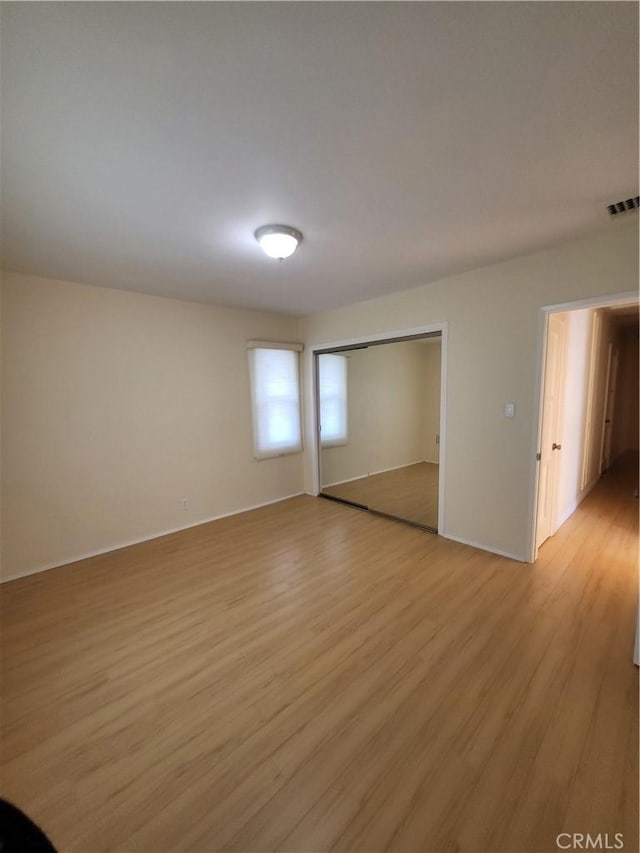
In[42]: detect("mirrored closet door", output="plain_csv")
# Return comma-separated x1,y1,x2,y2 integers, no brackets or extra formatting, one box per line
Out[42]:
317,333,441,531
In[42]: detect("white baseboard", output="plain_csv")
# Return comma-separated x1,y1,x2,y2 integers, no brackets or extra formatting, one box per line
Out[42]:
1,492,305,583
323,459,428,489
323,472,372,488
441,532,525,563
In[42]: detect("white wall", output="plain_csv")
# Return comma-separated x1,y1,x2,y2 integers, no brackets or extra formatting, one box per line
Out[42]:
1,271,304,579
301,220,638,561
320,340,440,486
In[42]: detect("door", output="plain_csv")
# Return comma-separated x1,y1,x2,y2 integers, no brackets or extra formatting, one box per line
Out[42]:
316,332,442,531
318,347,371,507
365,337,441,530
599,344,619,474
536,313,567,548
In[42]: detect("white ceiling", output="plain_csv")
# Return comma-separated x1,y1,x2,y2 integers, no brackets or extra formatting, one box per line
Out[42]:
1,2,638,315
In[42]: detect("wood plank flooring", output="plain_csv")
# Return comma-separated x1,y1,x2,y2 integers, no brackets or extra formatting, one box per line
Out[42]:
1,457,637,852
323,461,439,528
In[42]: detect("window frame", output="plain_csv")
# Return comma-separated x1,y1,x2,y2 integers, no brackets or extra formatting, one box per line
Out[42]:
247,341,304,460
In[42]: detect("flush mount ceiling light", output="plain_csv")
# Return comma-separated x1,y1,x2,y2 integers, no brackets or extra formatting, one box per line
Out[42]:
254,224,303,260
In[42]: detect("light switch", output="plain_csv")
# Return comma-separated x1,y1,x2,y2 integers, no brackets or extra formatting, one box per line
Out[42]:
504,402,516,419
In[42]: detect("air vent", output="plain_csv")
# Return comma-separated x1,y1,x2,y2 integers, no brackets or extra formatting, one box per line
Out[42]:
607,196,640,217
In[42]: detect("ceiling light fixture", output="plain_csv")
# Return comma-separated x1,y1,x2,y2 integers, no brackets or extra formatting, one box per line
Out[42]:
255,224,303,260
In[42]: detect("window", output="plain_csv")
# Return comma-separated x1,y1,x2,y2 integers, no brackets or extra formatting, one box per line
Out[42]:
248,343,303,459
318,353,348,446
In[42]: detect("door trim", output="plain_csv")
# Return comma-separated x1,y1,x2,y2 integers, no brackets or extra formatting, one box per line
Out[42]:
599,343,619,474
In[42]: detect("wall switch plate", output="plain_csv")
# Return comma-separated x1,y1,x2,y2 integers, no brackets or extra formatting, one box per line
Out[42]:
504,402,516,419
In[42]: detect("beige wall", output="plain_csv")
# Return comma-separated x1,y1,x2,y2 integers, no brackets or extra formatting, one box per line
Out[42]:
301,221,638,560
1,271,304,579
320,340,440,486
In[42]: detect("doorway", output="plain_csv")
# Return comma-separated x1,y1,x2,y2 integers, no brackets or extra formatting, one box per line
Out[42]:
532,295,639,557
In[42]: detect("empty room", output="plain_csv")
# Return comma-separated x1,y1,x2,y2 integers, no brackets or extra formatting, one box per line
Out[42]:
1,3,638,853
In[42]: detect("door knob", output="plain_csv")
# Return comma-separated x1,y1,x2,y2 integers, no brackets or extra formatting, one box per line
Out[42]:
552,442,562,450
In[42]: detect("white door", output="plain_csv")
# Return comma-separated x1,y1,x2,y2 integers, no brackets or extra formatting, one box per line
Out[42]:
599,344,619,474
536,314,567,548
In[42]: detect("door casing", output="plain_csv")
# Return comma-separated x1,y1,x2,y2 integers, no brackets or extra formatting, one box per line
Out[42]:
599,343,619,474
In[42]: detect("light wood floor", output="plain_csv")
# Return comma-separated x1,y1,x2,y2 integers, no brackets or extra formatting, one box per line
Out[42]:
323,461,439,528
1,458,638,853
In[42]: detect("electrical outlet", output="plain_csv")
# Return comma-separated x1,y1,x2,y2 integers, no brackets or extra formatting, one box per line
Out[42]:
181,497,188,511
435,434,440,445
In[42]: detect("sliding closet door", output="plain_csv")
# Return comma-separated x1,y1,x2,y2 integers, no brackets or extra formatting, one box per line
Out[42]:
365,339,440,529
318,348,371,506
318,333,441,532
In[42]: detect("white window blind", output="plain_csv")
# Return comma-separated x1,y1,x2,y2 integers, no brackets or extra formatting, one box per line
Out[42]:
248,344,302,459
318,353,348,446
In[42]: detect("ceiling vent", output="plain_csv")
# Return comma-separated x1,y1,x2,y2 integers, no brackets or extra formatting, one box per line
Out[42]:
607,196,639,217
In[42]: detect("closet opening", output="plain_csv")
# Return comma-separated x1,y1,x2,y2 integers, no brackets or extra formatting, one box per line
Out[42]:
314,330,445,533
